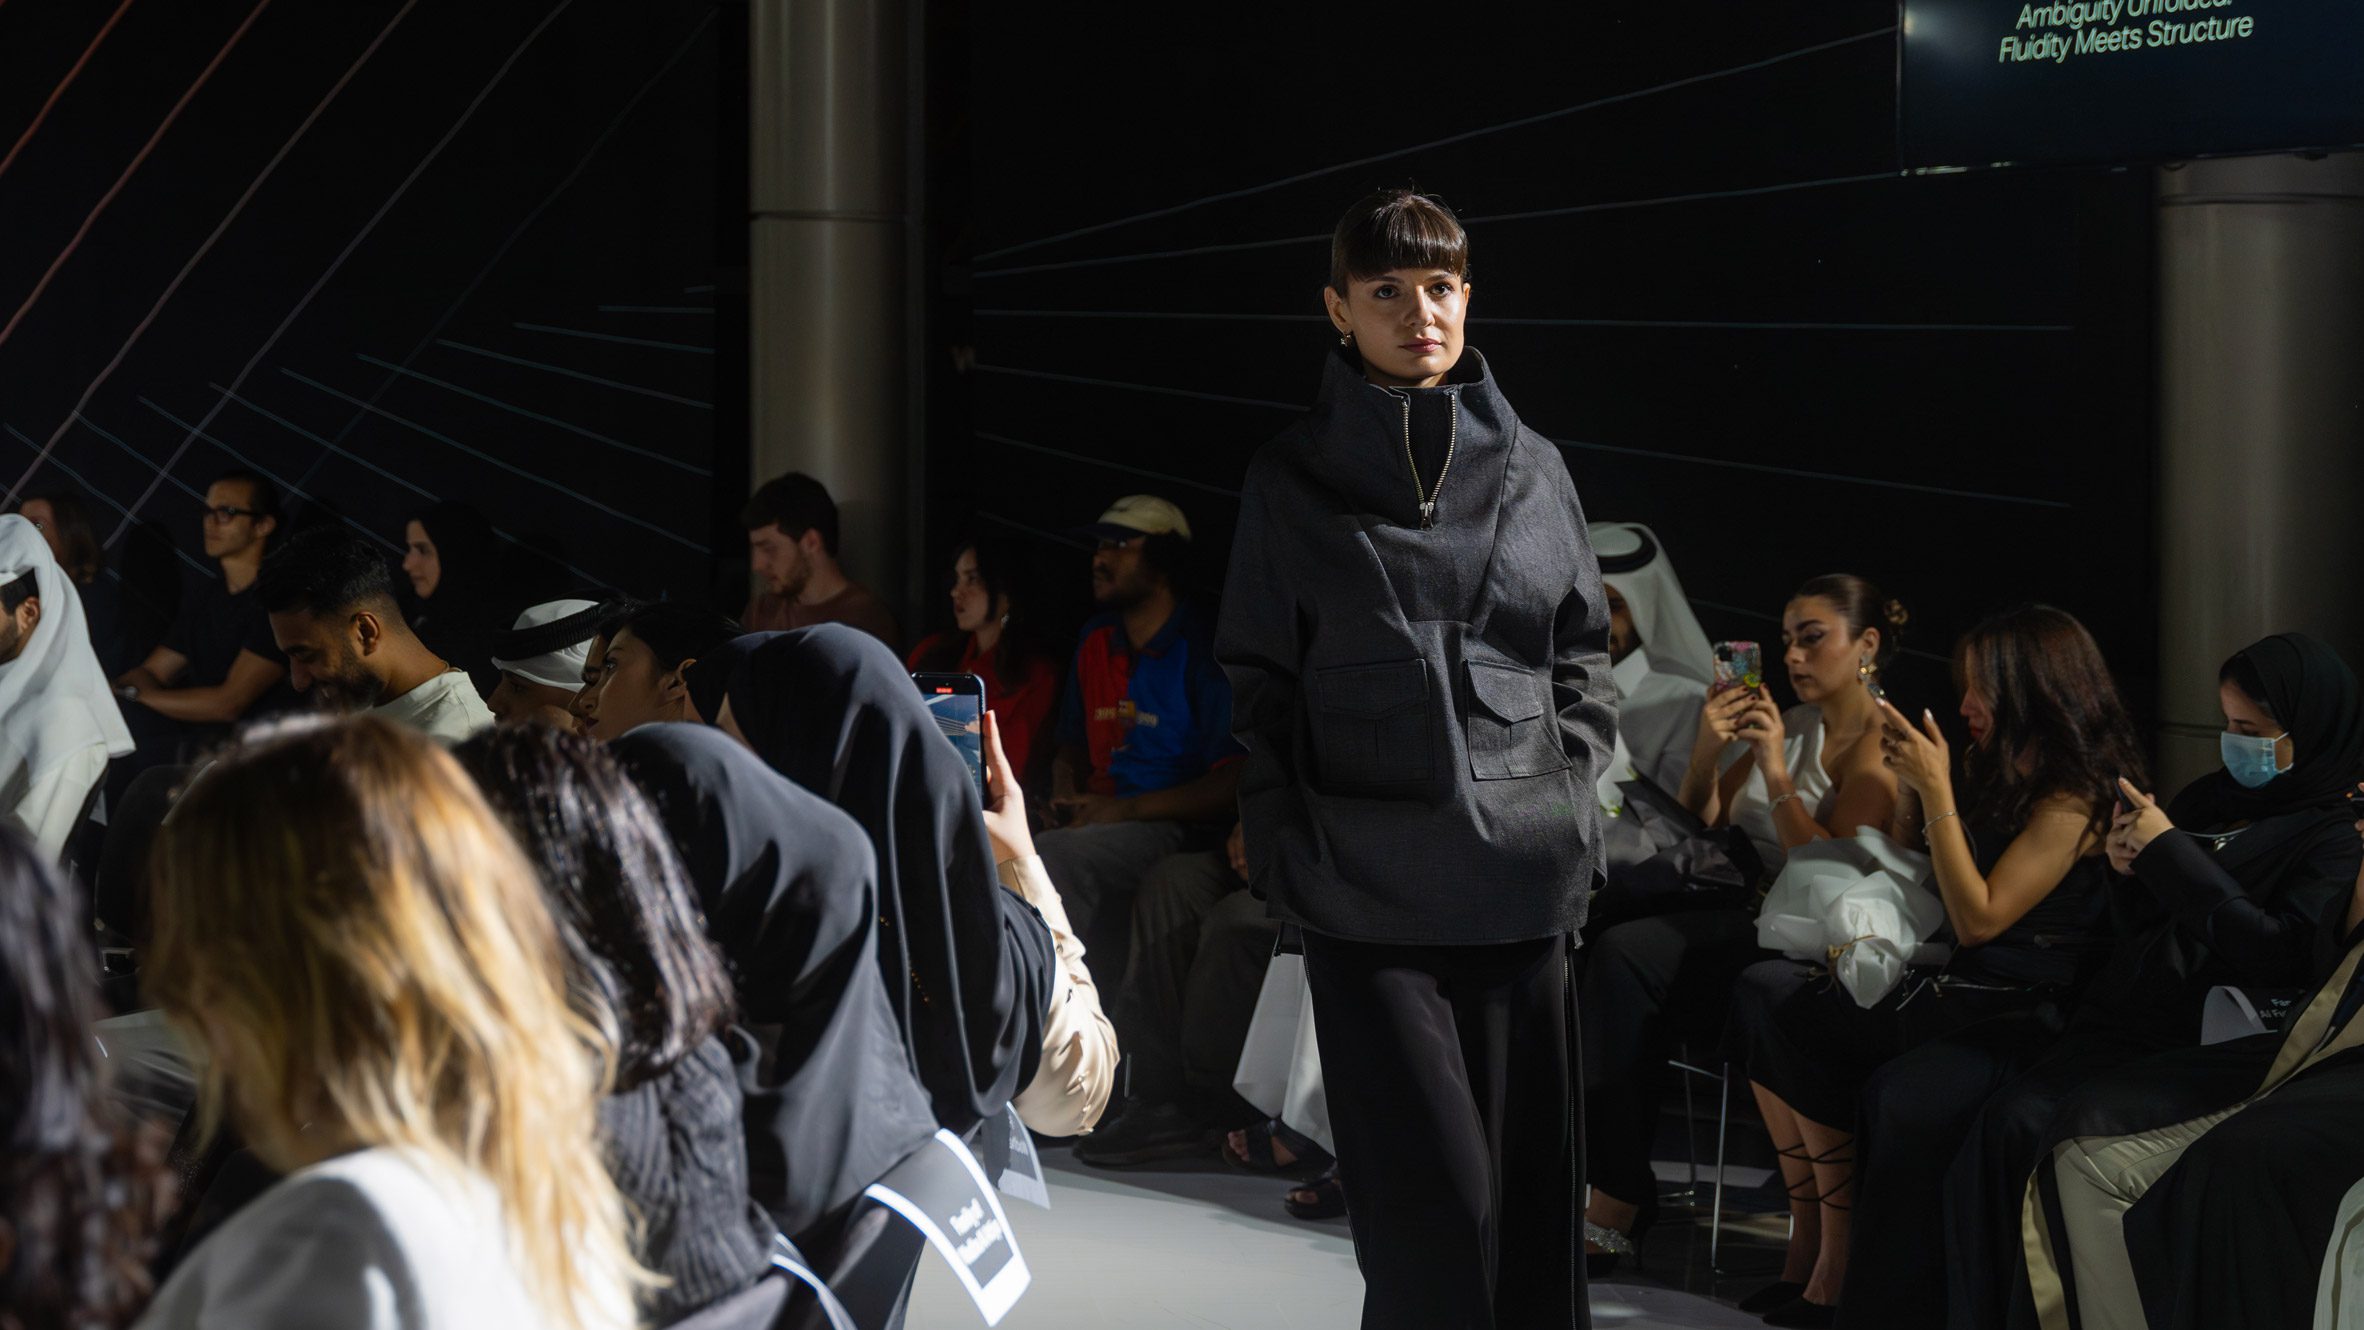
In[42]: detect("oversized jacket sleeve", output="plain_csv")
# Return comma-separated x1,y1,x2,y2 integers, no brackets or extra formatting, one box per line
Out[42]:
2133,823,2359,986
1545,448,1618,801
1215,454,1307,892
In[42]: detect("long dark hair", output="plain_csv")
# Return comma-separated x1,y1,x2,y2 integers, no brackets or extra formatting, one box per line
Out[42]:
0,829,161,1329
23,491,102,586
455,726,735,1092
1956,605,2146,841
915,536,1039,680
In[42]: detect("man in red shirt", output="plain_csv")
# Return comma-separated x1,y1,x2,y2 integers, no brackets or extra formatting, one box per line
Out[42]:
1039,497,1244,973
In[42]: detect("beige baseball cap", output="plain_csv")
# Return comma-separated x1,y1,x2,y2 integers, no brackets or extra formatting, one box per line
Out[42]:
1078,494,1192,542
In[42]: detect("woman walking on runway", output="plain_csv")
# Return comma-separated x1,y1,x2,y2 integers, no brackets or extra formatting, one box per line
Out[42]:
1218,188,1617,1330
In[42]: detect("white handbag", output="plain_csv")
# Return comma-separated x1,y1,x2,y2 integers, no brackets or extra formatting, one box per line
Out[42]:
1231,948,1335,1155
1755,827,1951,1008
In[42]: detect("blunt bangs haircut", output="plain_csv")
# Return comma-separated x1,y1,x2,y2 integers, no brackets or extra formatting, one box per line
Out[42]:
1329,188,1471,294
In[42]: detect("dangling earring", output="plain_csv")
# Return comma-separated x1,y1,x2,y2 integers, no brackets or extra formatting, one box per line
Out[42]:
1339,331,1354,347
1858,656,1876,685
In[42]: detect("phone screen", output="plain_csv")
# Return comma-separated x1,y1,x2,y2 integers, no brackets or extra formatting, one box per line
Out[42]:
914,673,987,797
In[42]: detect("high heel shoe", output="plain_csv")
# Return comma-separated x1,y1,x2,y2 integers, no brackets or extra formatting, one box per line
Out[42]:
1737,1281,1807,1315
1583,1201,1657,1278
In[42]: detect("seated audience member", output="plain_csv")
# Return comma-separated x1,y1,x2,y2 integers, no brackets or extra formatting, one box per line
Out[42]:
22,488,163,676
486,598,604,729
1844,633,2364,1330
400,502,508,695
1726,604,2137,1327
258,527,494,743
1583,575,1904,1274
1039,496,1244,979
0,517,135,858
567,598,645,736
610,722,939,1247
719,626,1116,1137
908,536,1060,786
0,827,163,1329
137,716,641,1330
2023,822,2364,1330
454,727,773,1323
580,602,740,742
1584,524,1731,934
739,473,900,646
111,471,288,745
1074,820,1282,1166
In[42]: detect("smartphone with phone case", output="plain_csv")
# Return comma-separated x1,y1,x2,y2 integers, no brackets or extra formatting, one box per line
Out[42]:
1711,640,1763,695
913,672,988,798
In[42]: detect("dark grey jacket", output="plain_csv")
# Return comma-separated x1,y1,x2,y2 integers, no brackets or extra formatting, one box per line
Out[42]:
1216,348,1616,944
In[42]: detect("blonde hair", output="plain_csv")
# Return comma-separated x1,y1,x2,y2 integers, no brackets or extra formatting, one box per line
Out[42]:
148,715,647,1329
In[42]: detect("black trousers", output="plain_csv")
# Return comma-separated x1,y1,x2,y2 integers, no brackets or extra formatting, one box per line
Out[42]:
1927,1012,2181,1330
1303,929,1585,1330
1109,851,1280,1116
1578,908,1764,1205
1827,1008,2066,1330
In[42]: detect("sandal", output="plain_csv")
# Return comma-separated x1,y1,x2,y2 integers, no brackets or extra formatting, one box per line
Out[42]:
1283,1168,1347,1220
1223,1118,1334,1177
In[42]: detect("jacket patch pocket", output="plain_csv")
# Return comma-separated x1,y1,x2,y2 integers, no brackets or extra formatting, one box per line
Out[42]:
1465,659,1568,781
1313,660,1433,791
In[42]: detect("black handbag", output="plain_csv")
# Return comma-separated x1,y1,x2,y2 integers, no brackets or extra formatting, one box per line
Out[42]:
1585,771,1765,934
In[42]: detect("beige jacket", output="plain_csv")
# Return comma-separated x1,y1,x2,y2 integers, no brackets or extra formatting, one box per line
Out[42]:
998,853,1119,1137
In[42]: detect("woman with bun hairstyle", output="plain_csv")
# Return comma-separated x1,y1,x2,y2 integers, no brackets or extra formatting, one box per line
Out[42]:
1584,573,1904,1274
1727,604,2140,1327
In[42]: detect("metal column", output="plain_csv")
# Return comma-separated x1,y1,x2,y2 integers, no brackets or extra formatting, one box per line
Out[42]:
2155,152,2364,788
748,0,912,620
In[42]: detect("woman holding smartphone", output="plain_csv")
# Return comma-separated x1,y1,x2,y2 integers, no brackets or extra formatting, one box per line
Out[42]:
1217,189,1616,1328
1583,576,1902,1278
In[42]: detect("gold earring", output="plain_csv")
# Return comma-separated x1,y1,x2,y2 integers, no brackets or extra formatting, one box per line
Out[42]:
1858,656,1876,683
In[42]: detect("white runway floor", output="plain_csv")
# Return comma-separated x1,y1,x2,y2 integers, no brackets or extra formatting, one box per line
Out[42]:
910,1143,1761,1330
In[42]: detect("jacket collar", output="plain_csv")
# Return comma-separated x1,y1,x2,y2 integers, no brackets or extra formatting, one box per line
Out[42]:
1302,346,1517,528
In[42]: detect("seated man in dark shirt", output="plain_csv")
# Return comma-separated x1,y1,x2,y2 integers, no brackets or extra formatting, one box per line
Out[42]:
111,471,289,751
1037,496,1244,987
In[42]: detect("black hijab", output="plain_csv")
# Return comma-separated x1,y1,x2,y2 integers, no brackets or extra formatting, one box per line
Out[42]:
724,625,1054,1134
2169,633,2364,828
682,632,781,729
407,501,506,692
611,723,937,1243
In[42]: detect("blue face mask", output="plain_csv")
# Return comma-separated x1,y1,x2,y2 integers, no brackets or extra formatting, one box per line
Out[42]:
2220,730,2291,789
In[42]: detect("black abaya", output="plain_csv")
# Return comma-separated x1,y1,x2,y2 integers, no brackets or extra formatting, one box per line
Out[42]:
2120,1047,2364,1330
722,625,1058,1134
611,723,939,1242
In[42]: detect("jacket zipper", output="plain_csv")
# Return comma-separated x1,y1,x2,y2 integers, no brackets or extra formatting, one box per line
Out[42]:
1396,387,1459,529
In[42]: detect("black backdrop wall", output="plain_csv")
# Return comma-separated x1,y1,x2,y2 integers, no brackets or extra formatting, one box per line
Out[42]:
960,4,2160,727
1,0,738,616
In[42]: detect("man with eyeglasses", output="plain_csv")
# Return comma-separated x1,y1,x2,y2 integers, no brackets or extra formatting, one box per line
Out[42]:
110,469,289,742
1037,496,1245,995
